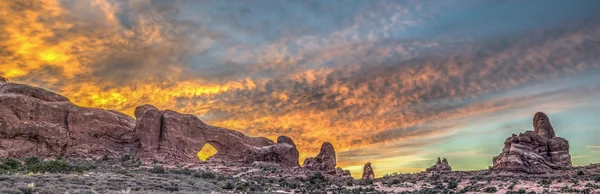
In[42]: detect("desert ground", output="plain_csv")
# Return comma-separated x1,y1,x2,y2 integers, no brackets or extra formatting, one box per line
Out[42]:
1,156,599,194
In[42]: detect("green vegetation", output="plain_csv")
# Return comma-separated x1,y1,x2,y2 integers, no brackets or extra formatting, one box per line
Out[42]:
485,186,497,193
448,181,459,189
27,159,87,173
194,171,216,179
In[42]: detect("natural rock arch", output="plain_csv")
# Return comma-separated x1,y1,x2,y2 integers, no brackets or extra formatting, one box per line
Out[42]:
197,143,218,161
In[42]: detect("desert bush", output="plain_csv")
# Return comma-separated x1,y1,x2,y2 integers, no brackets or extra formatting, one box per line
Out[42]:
307,172,327,184
120,154,131,161
235,181,250,191
593,175,600,182
101,154,109,161
23,157,40,166
448,181,458,189
149,166,166,174
193,171,216,179
346,180,354,186
26,159,87,173
577,170,585,176
221,181,235,190
2,158,21,170
484,186,497,193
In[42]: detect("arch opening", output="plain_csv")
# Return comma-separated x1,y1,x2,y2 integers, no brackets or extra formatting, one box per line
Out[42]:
197,143,218,161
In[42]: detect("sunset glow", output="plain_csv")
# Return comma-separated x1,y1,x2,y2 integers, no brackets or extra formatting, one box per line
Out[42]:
2,0,600,178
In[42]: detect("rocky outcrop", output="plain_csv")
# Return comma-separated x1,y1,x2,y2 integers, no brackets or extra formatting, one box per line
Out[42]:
362,162,375,180
492,112,571,174
0,81,292,166
0,82,135,158
303,142,337,172
0,76,7,83
133,104,274,163
242,136,299,167
426,157,452,172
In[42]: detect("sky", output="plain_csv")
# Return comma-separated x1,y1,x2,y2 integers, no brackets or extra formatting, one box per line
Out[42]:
1,0,600,178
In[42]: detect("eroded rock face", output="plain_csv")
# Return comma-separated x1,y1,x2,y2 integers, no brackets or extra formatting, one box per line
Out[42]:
303,142,337,172
492,112,571,174
242,136,299,167
362,162,375,180
133,104,275,163
0,83,135,158
0,81,301,167
534,112,556,139
426,157,452,172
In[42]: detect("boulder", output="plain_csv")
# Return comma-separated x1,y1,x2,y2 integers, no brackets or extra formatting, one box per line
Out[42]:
492,112,571,174
303,142,336,172
426,157,452,172
362,162,375,180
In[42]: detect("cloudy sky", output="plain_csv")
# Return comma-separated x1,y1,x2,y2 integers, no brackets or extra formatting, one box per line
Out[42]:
2,0,600,177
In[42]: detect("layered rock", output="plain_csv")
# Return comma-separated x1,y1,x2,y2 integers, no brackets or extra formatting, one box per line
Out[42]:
0,81,293,166
426,157,452,172
133,104,274,163
242,136,299,167
303,142,336,172
362,162,375,180
492,112,571,174
0,82,136,158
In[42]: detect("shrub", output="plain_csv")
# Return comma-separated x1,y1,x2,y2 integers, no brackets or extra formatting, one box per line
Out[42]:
485,187,497,193
120,154,131,162
149,166,166,174
346,180,354,186
24,157,40,166
235,181,250,191
101,154,109,161
27,160,86,173
448,181,458,189
221,181,235,190
2,158,21,170
193,171,216,179
116,169,129,174
577,170,584,176
593,175,600,182
308,172,327,184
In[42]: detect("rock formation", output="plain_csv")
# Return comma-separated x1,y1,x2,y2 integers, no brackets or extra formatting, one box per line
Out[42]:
303,142,337,172
336,167,351,177
0,76,7,83
133,104,274,163
362,162,375,180
426,157,452,172
492,112,571,174
0,81,296,166
242,136,300,167
0,82,137,158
